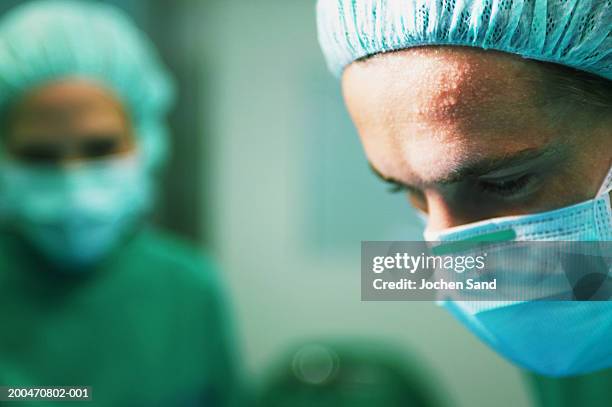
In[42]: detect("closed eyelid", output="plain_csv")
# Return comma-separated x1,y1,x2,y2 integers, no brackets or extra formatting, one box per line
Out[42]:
477,150,566,181
371,143,567,189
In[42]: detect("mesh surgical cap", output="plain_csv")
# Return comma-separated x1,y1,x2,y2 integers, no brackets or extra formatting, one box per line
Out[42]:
0,0,175,169
317,0,612,80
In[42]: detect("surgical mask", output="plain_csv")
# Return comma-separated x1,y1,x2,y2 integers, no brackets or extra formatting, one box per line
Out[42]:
424,165,612,377
0,153,152,270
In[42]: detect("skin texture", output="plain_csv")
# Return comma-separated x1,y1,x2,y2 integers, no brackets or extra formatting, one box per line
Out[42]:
3,79,134,165
342,47,612,232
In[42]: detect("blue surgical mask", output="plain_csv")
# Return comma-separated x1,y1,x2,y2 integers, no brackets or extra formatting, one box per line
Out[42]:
424,165,612,377
0,153,152,270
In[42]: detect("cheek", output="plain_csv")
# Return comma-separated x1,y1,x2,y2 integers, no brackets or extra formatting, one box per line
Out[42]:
120,130,137,150
570,141,612,198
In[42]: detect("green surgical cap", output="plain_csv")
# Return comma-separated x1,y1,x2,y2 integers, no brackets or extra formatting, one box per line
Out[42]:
317,0,612,80
0,0,175,169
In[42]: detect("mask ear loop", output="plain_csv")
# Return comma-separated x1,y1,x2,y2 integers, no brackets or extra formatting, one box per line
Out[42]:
596,164,612,197
597,166,612,230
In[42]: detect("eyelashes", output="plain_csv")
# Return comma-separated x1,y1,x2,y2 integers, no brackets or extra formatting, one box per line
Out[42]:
477,173,537,197
382,167,540,203
387,181,407,194
386,174,538,199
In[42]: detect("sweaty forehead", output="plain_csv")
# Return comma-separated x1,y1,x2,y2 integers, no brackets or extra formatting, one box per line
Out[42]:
344,47,549,127
342,47,557,184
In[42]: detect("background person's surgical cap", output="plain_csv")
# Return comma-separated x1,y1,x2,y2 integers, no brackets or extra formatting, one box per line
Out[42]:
317,0,612,80
0,0,175,169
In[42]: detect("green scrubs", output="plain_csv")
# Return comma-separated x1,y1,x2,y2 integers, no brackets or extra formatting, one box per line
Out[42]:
257,340,446,407
0,227,241,406
527,370,612,407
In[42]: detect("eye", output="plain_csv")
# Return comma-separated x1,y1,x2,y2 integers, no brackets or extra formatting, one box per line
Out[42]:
387,180,407,194
81,137,121,159
478,173,537,198
384,180,428,212
15,144,63,164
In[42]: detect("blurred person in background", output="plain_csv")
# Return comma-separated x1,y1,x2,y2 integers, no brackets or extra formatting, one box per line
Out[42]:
317,1,612,406
256,339,446,407
0,1,241,405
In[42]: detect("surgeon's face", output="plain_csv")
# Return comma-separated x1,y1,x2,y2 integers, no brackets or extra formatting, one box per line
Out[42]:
342,47,612,232
4,80,134,165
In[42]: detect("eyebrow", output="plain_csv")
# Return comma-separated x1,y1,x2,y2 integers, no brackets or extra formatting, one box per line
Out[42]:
370,143,567,190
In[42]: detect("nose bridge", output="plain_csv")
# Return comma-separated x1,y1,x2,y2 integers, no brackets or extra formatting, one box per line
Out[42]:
56,139,86,166
424,191,467,232
53,160,89,191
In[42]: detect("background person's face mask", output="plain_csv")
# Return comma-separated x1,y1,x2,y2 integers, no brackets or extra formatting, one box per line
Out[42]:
0,154,152,269
424,165,612,377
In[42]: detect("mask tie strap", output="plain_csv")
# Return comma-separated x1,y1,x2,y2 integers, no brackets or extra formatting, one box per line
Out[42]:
596,165,612,197
596,167,612,222
594,165,612,242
